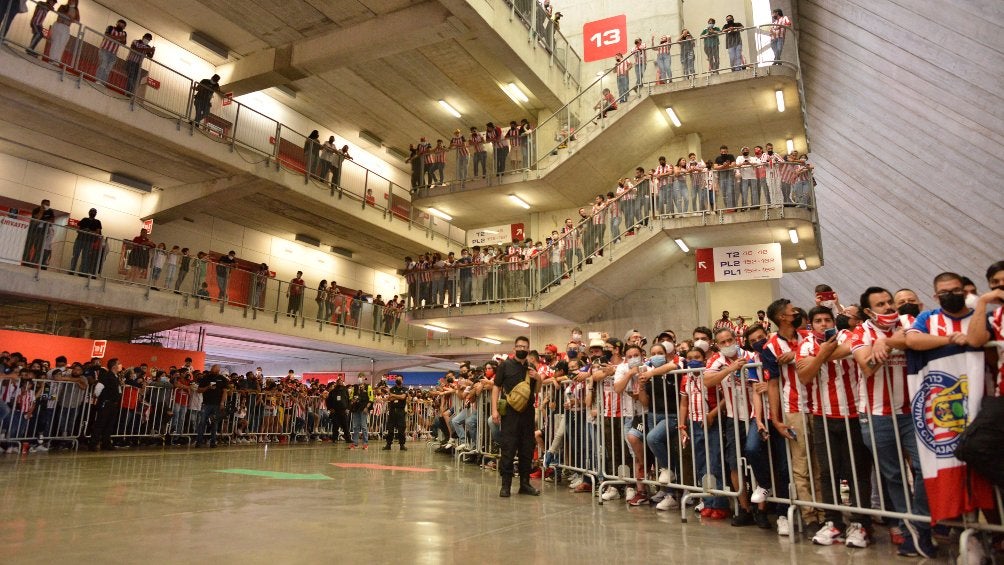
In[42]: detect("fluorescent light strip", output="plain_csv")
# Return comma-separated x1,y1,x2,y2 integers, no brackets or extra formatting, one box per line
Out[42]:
665,107,682,127
775,90,785,113
506,83,529,103
786,139,795,154
479,337,502,345
674,238,689,253
507,318,530,328
423,324,448,333
788,229,799,244
438,100,462,118
798,258,807,271
509,194,530,209
427,207,453,221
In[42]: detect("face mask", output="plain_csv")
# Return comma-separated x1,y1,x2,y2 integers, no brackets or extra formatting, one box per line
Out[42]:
160,376,169,383
514,350,528,360
719,344,739,358
742,152,749,156
897,303,921,317
820,300,836,310
939,293,967,313
872,311,900,328
485,368,494,377
791,313,804,329
571,333,582,342
649,354,667,368
694,339,710,353
686,359,704,369
835,314,852,331
566,350,578,359
627,357,642,368
965,293,979,310
395,380,403,387
750,338,767,352
601,351,613,364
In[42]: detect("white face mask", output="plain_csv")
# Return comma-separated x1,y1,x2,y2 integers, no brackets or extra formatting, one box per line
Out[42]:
820,300,836,310
661,341,674,353
694,339,710,353
965,293,979,310
719,344,739,358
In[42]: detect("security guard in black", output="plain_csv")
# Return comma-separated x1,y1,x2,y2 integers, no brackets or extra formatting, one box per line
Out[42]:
384,378,408,449
492,337,540,497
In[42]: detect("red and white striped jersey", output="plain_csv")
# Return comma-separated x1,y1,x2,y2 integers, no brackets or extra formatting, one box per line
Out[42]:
656,41,671,56
764,332,812,413
850,320,908,415
127,39,155,64
682,368,717,422
798,330,858,418
632,43,647,63
591,204,604,224
602,362,636,418
469,132,485,153
505,128,521,148
101,26,127,53
615,58,632,76
704,349,759,420
449,135,469,157
434,145,447,164
991,307,1004,396
908,308,974,336
654,163,672,187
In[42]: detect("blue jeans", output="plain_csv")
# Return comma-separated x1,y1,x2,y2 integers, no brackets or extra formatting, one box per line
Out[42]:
616,74,630,103
771,37,785,62
456,154,469,181
350,411,368,445
645,413,678,470
740,178,758,207
727,44,743,70
171,404,189,434
691,178,708,211
465,409,478,447
673,180,688,212
718,172,736,209
196,404,222,445
859,414,930,533
451,408,468,444
97,50,117,83
690,420,729,508
655,53,671,81
610,215,621,241
634,62,646,88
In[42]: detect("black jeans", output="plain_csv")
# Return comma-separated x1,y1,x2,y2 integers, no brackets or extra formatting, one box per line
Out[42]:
329,408,350,441
386,411,406,446
812,416,873,529
499,408,535,480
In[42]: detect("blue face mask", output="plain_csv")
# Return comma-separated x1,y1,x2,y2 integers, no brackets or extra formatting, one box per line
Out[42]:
649,354,667,368
566,349,578,359
686,359,704,369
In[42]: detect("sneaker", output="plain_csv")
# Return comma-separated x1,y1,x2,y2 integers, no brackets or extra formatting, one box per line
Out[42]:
625,487,637,501
656,494,680,511
812,521,844,546
731,510,755,527
958,533,988,565
628,492,649,506
899,523,936,558
700,507,715,518
709,509,730,520
34,444,48,453
362,444,369,450
601,487,621,501
569,475,583,489
6,446,19,454
889,526,906,546
694,501,705,513
529,469,543,479
349,443,357,449
777,516,791,537
382,445,391,450
845,522,870,548
750,486,770,504
755,511,771,529
573,482,592,493
658,468,672,484
650,490,668,504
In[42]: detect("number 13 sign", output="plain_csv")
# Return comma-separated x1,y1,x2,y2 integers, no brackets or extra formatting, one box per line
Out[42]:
582,15,627,62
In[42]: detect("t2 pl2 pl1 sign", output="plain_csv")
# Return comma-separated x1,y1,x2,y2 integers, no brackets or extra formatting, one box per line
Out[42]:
695,243,783,283
467,223,525,247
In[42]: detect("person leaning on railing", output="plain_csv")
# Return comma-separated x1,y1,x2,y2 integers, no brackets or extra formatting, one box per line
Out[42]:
125,32,155,95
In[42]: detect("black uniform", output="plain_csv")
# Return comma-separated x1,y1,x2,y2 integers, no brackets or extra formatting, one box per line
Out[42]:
90,369,122,449
494,357,536,482
385,384,407,448
326,383,350,442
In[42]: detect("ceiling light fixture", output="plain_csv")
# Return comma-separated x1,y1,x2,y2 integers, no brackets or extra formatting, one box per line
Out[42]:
507,318,530,328
788,228,799,244
509,194,530,209
786,138,795,154
775,90,785,113
665,107,682,127
423,324,449,333
502,83,529,104
674,238,690,253
438,100,462,118
478,337,502,345
798,258,807,271
427,207,453,221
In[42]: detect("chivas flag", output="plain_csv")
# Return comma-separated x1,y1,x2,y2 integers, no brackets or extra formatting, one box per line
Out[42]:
907,347,995,522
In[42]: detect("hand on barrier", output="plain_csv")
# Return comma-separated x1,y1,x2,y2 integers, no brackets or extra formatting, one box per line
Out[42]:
752,381,768,395
871,337,890,364
947,332,968,346
491,410,500,425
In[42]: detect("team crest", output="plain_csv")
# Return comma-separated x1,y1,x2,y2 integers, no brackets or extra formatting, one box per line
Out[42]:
911,371,968,458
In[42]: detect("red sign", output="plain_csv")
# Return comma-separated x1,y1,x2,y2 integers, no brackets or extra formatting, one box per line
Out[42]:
511,223,525,242
695,248,715,283
269,136,276,145
91,340,108,358
142,218,154,235
67,218,79,227
146,77,161,89
222,92,234,106
582,15,627,62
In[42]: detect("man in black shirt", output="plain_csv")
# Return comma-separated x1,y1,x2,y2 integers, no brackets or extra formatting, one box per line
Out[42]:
722,15,745,71
22,199,56,267
326,377,350,442
195,364,228,447
491,336,543,497
89,358,123,451
216,250,237,301
384,376,408,450
71,208,102,276
193,74,221,124
713,145,737,210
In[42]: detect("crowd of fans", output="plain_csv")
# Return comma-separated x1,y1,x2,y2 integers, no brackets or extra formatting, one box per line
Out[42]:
400,142,814,309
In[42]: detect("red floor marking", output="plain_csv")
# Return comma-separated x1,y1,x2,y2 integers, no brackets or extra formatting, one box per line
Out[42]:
330,462,436,473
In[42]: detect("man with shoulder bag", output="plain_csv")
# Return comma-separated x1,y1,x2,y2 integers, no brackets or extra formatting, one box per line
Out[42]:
492,336,543,497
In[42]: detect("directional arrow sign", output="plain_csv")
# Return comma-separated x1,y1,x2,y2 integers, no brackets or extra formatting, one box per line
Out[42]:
695,243,783,283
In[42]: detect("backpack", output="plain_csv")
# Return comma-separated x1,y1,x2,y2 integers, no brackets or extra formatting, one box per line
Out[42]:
954,396,1004,489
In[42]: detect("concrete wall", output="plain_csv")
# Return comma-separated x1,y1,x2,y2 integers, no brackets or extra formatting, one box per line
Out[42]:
780,0,1004,304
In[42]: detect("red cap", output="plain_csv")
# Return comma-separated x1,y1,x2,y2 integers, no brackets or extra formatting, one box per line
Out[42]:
544,344,558,354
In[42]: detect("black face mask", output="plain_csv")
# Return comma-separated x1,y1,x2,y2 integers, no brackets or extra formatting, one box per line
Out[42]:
767,150,774,155
514,350,528,360
742,152,749,156
601,351,613,364
747,338,767,352
897,303,921,317
835,314,852,331
395,380,403,387
939,293,966,313
566,350,578,359
791,313,804,329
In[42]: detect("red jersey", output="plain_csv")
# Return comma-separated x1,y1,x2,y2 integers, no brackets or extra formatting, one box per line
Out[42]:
764,331,811,413
850,320,908,415
704,349,759,420
798,331,858,418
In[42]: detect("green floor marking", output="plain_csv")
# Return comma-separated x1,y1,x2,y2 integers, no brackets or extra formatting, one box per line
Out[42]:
215,468,332,480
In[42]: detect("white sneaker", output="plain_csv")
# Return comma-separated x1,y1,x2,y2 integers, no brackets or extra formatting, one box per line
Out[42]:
845,522,869,548
601,487,621,501
5,446,18,454
568,475,583,489
695,501,705,513
658,468,671,484
751,486,770,504
656,494,680,511
958,534,988,565
812,521,843,546
776,516,790,537
624,487,636,501
446,438,457,447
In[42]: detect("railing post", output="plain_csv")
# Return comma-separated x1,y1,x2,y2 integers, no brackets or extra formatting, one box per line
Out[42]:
70,26,85,86
274,123,282,170
230,104,240,151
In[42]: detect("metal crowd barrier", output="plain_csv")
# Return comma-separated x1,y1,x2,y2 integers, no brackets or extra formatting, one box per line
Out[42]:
0,376,90,451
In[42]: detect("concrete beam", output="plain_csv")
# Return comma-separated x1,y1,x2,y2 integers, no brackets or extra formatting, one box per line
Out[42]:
141,174,271,222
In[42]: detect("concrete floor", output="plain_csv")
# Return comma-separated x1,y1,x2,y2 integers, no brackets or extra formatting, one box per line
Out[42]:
0,443,954,564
